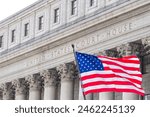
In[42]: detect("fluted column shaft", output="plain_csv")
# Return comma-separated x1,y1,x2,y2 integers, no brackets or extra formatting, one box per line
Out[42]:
41,69,57,100
58,63,75,100
0,83,12,100
0,93,2,100
26,75,41,100
12,79,26,100
79,81,84,100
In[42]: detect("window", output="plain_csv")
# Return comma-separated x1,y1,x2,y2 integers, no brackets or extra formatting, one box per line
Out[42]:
24,23,29,37
71,0,77,15
0,36,3,48
11,29,16,43
54,8,60,23
38,16,44,30
90,0,95,7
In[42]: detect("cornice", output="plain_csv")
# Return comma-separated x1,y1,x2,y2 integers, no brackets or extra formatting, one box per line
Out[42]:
0,0,149,66
0,0,55,28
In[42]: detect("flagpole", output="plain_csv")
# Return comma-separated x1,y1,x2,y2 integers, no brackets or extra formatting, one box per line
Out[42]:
71,44,86,100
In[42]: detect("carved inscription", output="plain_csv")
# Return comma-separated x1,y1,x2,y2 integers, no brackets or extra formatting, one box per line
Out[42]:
25,22,133,68
107,23,132,38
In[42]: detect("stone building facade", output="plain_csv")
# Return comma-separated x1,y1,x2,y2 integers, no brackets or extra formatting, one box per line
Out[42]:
0,0,150,100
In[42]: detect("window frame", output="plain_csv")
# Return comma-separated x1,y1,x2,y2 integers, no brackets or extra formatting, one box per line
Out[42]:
38,16,44,30
11,29,16,43
54,8,60,23
89,0,95,7
24,23,29,37
71,0,77,16
0,35,3,48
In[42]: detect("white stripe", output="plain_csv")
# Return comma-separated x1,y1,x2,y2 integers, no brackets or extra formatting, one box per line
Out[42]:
114,73,142,81
84,84,144,93
81,71,142,82
106,65,141,74
82,77,141,88
81,70,114,77
129,58,139,60
99,57,139,68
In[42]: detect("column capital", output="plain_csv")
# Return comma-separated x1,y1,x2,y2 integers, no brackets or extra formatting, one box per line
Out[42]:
142,37,150,54
25,74,41,90
57,62,76,81
94,51,106,56
0,83,7,91
95,49,118,57
117,43,131,57
0,82,13,99
117,43,142,57
40,69,58,87
12,79,26,95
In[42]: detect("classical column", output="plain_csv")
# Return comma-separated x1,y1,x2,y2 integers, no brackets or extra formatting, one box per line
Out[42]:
12,79,26,100
0,83,12,100
26,74,41,100
78,81,84,100
40,69,57,100
0,92,2,100
57,62,75,100
97,50,115,100
142,37,150,54
117,43,140,100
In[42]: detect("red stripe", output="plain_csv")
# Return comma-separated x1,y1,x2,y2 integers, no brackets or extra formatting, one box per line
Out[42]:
102,61,140,71
81,74,116,80
81,74,142,84
99,55,139,60
82,81,140,88
102,58,140,64
79,54,144,96
126,78,142,85
84,88,144,96
110,69,142,77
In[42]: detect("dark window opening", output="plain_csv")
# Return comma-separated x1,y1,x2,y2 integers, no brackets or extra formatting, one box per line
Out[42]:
54,8,60,23
38,16,44,30
24,23,29,37
11,29,16,43
71,0,77,15
0,36,3,48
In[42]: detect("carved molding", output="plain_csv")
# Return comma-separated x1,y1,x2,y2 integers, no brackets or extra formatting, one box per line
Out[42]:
95,49,118,57
117,43,131,57
12,79,26,95
105,49,118,57
117,42,143,57
57,62,76,82
40,69,58,87
0,83,13,99
130,42,142,56
142,37,150,54
25,74,41,90
94,51,107,56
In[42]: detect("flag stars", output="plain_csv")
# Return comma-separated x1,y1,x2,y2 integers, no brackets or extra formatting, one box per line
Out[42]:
76,52,104,73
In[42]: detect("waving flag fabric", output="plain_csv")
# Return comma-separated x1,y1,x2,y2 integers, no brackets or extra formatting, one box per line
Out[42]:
76,52,144,96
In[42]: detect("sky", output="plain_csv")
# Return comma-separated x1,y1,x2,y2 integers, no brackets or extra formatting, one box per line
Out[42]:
0,0,39,21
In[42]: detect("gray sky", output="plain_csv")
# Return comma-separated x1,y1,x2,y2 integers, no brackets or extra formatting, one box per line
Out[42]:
0,0,38,21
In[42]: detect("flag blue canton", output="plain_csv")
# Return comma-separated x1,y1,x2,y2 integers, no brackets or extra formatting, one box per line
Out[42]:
76,52,104,73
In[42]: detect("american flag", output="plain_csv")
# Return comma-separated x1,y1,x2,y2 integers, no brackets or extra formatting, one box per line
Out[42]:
76,52,144,96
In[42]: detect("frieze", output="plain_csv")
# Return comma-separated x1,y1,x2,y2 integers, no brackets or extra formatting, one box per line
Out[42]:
24,22,133,68
1,10,150,79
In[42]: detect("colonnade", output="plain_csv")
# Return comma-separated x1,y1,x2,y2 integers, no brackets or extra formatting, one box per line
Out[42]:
0,38,150,100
